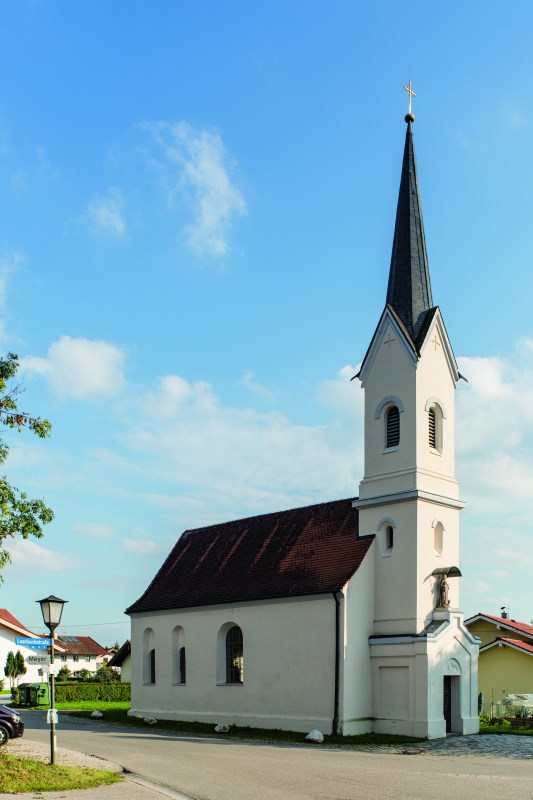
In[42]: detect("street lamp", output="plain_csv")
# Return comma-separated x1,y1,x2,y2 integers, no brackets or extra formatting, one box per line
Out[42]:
37,595,68,765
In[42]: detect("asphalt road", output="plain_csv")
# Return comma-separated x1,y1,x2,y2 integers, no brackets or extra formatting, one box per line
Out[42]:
19,711,533,800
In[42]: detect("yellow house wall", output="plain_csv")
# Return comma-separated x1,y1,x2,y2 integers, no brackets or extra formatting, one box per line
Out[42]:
478,645,533,708
467,618,532,648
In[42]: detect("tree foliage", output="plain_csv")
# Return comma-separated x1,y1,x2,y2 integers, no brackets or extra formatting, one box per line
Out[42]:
0,353,53,575
4,649,27,688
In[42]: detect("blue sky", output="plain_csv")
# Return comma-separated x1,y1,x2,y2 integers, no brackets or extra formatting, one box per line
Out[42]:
1,1,532,643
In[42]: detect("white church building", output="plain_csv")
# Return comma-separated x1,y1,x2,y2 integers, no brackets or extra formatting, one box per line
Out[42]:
126,107,479,740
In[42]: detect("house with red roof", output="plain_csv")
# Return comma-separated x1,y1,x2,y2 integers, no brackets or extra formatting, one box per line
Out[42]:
52,635,108,676
126,105,479,739
0,608,58,685
465,613,533,714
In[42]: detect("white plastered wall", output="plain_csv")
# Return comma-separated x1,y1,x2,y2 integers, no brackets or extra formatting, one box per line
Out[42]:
341,539,376,734
0,627,47,685
370,612,479,739
129,593,337,733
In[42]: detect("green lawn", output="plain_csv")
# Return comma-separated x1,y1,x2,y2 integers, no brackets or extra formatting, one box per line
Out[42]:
0,751,122,794
64,706,421,746
479,723,533,736
55,700,130,711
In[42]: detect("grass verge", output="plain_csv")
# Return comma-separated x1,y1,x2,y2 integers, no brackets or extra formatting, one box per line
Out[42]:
479,723,533,736
0,752,122,794
56,700,130,711
64,706,421,746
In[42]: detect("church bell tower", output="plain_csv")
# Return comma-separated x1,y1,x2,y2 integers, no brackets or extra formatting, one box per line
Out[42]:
353,88,479,738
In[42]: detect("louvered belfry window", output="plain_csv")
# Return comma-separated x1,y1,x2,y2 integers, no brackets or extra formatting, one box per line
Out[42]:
386,406,400,448
429,407,437,449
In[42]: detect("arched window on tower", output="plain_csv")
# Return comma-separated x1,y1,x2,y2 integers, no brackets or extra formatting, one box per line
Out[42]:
426,400,444,453
386,405,400,448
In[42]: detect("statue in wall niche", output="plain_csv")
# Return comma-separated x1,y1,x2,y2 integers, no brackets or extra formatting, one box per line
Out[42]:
437,573,450,608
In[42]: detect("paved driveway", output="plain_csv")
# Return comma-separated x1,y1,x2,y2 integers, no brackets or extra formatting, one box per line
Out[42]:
18,711,533,800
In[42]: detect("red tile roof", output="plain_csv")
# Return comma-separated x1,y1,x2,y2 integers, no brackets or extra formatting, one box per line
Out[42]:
127,498,372,614
466,613,533,640
499,638,533,655
55,636,107,656
481,637,533,656
0,608,34,634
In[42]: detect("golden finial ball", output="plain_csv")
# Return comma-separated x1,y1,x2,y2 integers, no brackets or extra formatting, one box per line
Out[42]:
405,113,415,123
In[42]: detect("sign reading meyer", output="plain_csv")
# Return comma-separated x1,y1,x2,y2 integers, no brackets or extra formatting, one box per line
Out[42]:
15,637,52,648
25,654,51,665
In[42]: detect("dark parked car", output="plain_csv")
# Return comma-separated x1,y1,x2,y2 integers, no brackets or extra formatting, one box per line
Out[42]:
0,704,24,745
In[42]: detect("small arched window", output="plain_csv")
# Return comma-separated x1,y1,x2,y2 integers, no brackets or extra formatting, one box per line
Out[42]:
385,525,394,550
226,626,244,684
179,646,186,684
143,628,155,684
426,399,445,453
434,522,444,556
172,626,185,685
386,405,400,448
429,407,437,449
149,649,156,684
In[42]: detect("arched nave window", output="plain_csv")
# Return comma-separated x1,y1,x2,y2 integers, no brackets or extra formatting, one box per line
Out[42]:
226,626,244,684
143,628,155,684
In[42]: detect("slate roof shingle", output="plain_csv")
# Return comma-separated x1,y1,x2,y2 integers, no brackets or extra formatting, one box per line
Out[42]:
126,498,372,615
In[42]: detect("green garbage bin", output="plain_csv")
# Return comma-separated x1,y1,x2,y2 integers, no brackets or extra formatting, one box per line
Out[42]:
17,683,32,705
28,683,50,706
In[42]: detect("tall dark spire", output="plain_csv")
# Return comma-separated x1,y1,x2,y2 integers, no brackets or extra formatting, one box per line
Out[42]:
386,117,433,342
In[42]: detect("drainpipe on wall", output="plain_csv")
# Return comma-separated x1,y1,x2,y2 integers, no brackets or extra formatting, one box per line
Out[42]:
332,590,343,736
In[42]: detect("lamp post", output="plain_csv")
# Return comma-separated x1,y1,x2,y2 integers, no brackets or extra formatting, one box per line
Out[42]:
37,595,67,765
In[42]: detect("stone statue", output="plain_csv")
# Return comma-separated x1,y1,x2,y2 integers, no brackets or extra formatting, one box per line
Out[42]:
437,573,450,608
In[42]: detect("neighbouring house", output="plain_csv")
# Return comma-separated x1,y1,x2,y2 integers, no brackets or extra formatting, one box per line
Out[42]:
108,641,131,682
0,609,58,684
126,108,479,739
465,613,533,715
52,636,108,676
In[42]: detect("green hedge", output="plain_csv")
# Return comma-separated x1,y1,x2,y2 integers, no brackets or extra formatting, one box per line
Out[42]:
55,683,131,702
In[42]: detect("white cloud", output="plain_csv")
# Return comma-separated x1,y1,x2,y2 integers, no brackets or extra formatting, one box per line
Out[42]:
74,522,115,539
142,121,245,256
241,371,275,401
7,538,77,572
21,335,126,399
85,186,126,237
115,364,363,522
121,538,158,555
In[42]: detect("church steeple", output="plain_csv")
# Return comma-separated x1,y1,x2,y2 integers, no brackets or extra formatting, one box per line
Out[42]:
386,110,433,343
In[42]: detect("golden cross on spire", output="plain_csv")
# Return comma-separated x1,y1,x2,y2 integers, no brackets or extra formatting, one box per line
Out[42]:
404,80,416,115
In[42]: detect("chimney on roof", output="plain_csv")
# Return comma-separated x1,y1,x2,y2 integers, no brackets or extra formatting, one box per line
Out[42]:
500,606,509,619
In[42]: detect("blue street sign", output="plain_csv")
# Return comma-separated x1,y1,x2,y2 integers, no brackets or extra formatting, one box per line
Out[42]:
15,637,51,647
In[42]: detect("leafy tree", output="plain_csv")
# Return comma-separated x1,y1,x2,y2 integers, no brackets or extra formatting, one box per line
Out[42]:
0,353,53,575
57,666,72,682
94,664,119,683
77,668,91,681
14,650,26,684
4,650,15,688
4,650,27,688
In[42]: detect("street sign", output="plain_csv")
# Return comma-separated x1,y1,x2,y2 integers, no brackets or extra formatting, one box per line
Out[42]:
15,637,51,648
46,709,58,724
25,654,51,665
